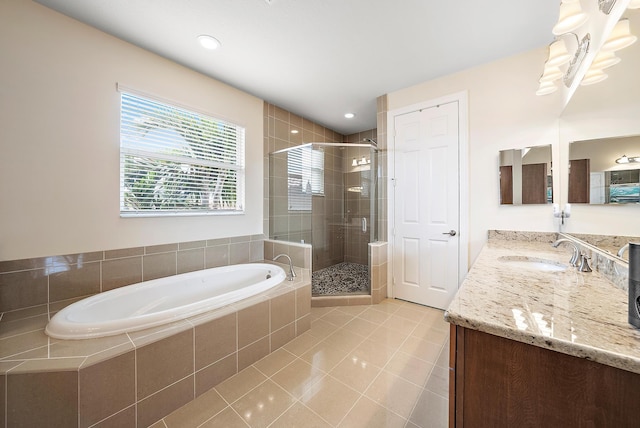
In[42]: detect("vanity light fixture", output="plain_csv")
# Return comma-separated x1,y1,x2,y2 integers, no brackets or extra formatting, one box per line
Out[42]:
599,0,617,14
352,156,370,166
553,0,589,36
537,32,590,93
581,68,608,85
197,35,221,50
616,154,639,164
537,0,629,95
536,81,559,96
601,19,637,52
589,51,621,69
546,39,572,67
539,65,564,82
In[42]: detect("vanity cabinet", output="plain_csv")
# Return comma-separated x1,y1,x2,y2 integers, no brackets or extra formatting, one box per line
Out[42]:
449,325,640,428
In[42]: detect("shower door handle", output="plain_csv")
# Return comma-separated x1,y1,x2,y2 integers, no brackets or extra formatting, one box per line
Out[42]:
362,217,367,233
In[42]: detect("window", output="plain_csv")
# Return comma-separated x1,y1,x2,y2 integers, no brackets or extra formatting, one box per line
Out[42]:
287,147,324,211
119,90,244,215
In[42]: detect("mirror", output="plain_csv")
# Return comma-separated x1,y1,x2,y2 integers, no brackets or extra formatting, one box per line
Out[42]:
563,232,639,261
499,145,552,205
558,8,639,258
568,135,640,204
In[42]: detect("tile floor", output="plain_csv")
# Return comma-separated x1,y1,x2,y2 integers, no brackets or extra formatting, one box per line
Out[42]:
152,298,450,428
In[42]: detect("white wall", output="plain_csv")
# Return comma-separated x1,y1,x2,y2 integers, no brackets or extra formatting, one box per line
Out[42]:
0,0,264,260
388,49,563,264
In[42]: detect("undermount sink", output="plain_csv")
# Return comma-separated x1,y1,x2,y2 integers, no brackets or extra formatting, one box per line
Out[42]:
498,256,568,272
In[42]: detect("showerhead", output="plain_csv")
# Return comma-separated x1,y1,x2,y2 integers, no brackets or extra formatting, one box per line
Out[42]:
363,138,377,146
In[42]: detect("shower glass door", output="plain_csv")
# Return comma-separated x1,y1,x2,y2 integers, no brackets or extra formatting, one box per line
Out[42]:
269,143,377,296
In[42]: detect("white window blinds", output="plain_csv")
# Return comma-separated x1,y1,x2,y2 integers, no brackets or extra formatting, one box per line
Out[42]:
287,146,324,211
119,90,245,215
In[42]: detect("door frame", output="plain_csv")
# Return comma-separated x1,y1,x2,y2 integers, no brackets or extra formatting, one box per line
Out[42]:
386,91,469,301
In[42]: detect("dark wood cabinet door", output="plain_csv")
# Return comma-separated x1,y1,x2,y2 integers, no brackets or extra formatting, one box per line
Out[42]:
522,163,547,204
451,327,640,428
569,158,590,203
499,165,513,205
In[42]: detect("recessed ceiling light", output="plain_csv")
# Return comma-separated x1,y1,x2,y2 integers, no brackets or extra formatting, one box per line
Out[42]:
344,113,355,119
198,35,221,50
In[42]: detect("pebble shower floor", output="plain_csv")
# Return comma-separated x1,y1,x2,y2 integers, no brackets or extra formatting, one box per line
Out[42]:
312,262,370,296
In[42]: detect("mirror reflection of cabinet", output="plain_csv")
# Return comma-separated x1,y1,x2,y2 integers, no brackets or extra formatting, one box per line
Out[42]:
499,145,552,205
568,136,640,205
568,159,590,203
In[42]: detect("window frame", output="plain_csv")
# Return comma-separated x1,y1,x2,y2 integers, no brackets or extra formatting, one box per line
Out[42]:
118,86,245,217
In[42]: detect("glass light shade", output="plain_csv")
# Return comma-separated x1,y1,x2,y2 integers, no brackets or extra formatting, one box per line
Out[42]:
547,39,571,67
352,158,358,166
616,155,631,164
629,0,640,9
552,2,588,35
539,65,563,82
601,19,637,52
580,69,608,86
536,81,558,96
589,51,621,69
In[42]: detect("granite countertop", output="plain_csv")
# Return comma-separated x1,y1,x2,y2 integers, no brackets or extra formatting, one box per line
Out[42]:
445,239,640,374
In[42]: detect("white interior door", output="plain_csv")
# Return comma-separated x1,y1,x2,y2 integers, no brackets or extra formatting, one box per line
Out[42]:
392,102,460,309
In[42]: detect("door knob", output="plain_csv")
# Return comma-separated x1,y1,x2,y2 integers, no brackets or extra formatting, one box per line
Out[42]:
442,230,457,236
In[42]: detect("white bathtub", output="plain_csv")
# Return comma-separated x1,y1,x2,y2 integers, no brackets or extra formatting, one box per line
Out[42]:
46,263,286,340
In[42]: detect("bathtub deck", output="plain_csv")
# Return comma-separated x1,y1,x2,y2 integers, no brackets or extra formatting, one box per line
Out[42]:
0,269,311,428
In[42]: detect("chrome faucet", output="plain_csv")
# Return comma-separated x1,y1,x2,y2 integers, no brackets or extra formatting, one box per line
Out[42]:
273,254,296,281
552,239,580,267
578,252,592,272
618,244,629,258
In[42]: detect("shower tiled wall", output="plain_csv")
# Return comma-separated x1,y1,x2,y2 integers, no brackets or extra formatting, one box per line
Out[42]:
0,235,266,314
264,102,343,247
376,94,389,242
264,101,387,278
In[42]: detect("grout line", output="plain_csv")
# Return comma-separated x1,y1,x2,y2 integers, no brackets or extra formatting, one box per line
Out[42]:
87,403,136,427
192,326,196,399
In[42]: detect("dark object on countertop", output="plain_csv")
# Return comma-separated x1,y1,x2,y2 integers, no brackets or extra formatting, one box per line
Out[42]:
629,243,640,329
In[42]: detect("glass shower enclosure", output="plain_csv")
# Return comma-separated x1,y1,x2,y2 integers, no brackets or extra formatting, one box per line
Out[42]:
269,143,378,296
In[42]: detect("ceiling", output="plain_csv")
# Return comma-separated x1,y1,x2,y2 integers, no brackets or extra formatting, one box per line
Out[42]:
35,0,558,135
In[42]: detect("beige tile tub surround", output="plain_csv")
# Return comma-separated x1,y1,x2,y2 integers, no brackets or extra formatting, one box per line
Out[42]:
0,234,266,314
0,272,311,428
0,237,315,427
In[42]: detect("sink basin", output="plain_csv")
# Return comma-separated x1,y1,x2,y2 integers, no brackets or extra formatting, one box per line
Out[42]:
498,256,567,272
